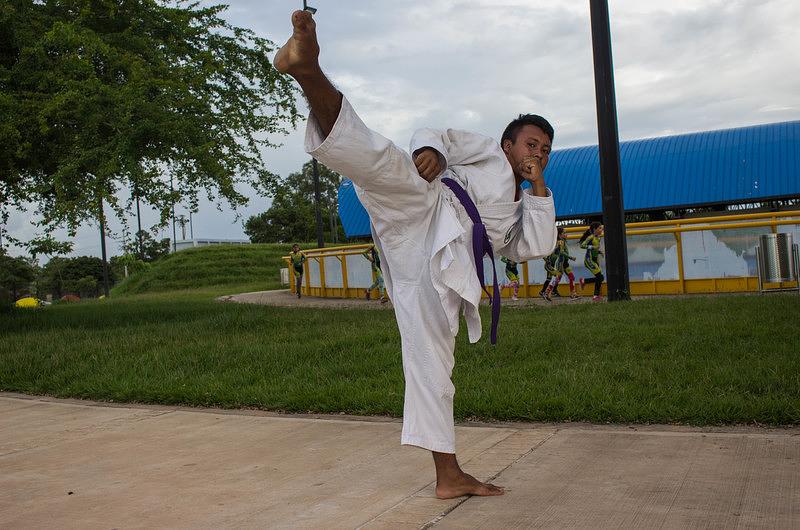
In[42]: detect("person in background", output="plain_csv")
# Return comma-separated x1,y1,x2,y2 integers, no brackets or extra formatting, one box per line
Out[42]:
579,222,605,301
501,256,520,301
543,227,578,300
363,244,388,303
289,243,306,298
540,244,560,300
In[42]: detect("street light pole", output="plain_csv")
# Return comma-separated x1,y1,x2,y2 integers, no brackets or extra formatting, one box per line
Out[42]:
302,0,317,14
589,0,630,301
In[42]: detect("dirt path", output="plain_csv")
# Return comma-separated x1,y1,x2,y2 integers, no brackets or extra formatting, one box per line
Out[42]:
218,289,596,309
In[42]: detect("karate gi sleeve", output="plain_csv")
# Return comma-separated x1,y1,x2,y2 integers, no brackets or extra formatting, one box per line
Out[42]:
497,188,558,263
409,128,507,176
304,96,431,205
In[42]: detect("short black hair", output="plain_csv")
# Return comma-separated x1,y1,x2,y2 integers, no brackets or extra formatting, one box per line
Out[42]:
501,114,554,146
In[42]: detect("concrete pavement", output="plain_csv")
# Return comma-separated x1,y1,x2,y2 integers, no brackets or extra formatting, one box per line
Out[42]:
1,393,798,529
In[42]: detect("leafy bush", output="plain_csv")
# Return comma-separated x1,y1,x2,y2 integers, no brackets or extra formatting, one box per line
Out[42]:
0,254,37,299
110,254,150,280
0,287,13,313
73,276,99,298
38,256,115,298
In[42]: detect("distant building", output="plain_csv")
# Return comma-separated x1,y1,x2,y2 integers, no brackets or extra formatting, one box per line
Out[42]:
338,120,800,235
173,239,250,252
334,120,800,292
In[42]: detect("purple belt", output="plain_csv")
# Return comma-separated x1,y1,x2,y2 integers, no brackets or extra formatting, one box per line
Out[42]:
441,177,500,345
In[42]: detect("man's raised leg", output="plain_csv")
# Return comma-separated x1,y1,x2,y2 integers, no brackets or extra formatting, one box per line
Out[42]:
274,10,341,138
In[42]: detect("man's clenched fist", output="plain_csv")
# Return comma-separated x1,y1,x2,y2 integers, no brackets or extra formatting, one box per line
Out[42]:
414,147,443,182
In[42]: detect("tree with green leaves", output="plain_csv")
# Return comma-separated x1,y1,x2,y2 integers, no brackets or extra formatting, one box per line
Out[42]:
38,255,116,298
27,236,73,263
0,0,299,251
110,252,149,280
123,230,170,262
0,253,37,300
244,160,344,244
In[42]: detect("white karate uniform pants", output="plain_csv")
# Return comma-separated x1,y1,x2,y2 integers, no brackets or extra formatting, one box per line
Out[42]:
308,98,462,453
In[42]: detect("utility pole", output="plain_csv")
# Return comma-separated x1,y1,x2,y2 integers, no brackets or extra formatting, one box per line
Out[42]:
170,175,177,252
312,158,325,248
302,1,323,248
98,197,110,297
189,210,194,240
177,215,188,240
329,208,338,244
135,188,143,259
589,0,630,301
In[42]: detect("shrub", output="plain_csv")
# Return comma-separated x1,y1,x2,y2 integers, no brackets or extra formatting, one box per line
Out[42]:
0,287,12,313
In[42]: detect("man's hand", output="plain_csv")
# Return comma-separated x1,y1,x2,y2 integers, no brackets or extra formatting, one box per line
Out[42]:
519,155,544,183
414,148,443,182
519,156,547,196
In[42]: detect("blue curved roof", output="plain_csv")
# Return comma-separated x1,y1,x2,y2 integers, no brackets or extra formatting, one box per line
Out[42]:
338,120,800,237
338,179,371,237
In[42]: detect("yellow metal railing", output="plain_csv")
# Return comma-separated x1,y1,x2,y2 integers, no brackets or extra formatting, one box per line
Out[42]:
284,211,800,298
284,244,375,299
562,210,800,232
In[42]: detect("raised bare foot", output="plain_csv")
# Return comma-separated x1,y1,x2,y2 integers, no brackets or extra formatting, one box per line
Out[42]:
435,471,505,499
274,10,320,78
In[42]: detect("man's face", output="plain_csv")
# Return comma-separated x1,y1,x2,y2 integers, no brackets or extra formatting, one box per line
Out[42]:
502,124,552,178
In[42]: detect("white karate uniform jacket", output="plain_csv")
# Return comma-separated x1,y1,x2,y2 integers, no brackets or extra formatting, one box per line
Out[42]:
307,96,556,453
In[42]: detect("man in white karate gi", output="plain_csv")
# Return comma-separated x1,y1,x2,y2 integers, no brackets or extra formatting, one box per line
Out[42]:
275,10,557,499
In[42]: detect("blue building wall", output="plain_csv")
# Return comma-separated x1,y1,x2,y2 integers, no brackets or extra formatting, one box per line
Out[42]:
338,121,800,237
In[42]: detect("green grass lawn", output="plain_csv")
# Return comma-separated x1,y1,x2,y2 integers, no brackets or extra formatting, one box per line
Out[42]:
1,289,798,425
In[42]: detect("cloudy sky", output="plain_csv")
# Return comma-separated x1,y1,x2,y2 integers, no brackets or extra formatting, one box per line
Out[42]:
5,0,800,259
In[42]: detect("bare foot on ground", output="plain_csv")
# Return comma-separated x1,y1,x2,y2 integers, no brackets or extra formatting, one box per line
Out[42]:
274,10,320,77
435,471,505,499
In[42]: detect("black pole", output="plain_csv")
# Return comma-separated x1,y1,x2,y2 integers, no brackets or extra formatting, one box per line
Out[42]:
135,191,143,259
589,0,630,301
189,210,194,240
312,158,324,248
98,197,110,297
170,176,177,252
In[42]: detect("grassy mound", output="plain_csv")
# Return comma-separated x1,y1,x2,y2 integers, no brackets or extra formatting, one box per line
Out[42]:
112,243,307,295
